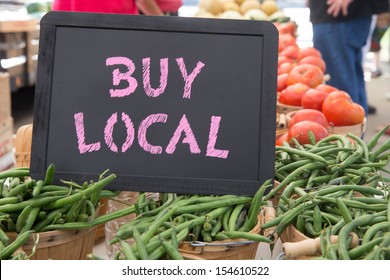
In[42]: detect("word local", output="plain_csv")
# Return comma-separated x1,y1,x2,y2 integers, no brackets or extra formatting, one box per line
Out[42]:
73,57,229,159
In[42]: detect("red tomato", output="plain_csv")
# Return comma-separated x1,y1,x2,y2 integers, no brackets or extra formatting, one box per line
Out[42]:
298,55,326,73
297,47,322,61
278,55,292,67
288,109,329,128
275,21,297,36
278,83,310,106
275,132,288,146
322,91,365,126
280,45,300,60
278,33,297,52
287,64,324,88
301,88,330,111
277,73,289,92
287,120,329,145
315,84,338,94
278,61,295,74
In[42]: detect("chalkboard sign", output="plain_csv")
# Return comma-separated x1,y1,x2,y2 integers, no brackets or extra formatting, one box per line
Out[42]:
31,11,278,196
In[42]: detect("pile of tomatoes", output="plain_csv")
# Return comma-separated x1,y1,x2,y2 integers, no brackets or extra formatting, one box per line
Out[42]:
275,25,366,146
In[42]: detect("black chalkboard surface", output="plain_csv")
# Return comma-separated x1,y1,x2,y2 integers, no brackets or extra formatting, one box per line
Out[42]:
31,11,278,196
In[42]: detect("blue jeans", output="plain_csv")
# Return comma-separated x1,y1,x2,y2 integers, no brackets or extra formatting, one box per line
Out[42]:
312,17,372,114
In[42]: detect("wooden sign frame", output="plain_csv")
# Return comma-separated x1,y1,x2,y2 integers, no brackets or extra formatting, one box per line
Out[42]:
31,11,278,195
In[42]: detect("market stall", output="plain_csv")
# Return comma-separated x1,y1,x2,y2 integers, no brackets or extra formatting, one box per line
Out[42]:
0,0,389,263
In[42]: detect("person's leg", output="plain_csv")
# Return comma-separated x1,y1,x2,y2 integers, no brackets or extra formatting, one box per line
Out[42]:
312,17,371,114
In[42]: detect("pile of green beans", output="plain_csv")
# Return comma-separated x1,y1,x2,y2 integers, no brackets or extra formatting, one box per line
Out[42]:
262,126,390,260
109,180,274,260
270,125,390,203
0,164,128,260
315,215,390,260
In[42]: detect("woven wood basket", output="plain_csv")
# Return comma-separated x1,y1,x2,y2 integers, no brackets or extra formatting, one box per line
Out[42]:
13,124,106,240
285,111,366,138
276,101,303,114
178,214,264,260
14,124,33,167
7,228,97,260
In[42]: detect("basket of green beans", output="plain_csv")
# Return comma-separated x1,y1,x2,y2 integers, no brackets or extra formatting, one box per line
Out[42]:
261,126,390,260
105,179,275,260
0,164,129,260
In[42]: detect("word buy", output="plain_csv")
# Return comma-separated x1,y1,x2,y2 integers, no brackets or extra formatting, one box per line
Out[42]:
74,57,230,159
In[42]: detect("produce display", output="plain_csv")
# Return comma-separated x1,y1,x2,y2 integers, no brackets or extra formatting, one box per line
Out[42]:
194,0,289,21
1,1,389,262
264,126,390,260
0,165,129,259
104,180,274,260
276,40,366,145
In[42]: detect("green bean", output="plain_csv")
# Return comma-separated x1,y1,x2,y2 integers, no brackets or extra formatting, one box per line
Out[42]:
338,215,375,259
150,207,230,245
42,222,92,231
32,205,71,232
200,229,212,242
351,197,387,204
319,196,387,212
92,201,148,227
347,133,369,160
336,197,353,224
276,202,316,235
40,185,73,192
0,196,22,206
222,207,234,231
304,221,318,237
174,196,252,215
280,179,308,202
215,231,271,243
119,240,137,260
277,159,311,173
43,163,55,185
161,240,184,260
348,237,384,260
20,206,41,234
140,193,175,217
0,230,33,260
132,227,149,259
86,199,96,222
313,205,322,233
45,174,116,209
0,227,10,246
228,203,246,232
0,196,61,213
0,168,30,180
362,222,390,245
140,206,178,244
65,196,86,223
32,180,44,198
367,124,389,151
315,184,384,197
16,205,33,233
369,139,390,162
6,182,28,198
265,162,327,201
210,216,223,237
276,146,328,163
114,223,152,241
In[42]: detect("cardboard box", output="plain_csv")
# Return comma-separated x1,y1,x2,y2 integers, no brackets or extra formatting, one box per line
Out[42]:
0,117,14,158
0,72,12,122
